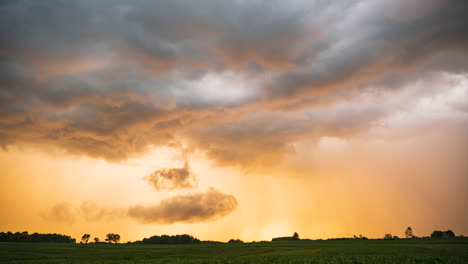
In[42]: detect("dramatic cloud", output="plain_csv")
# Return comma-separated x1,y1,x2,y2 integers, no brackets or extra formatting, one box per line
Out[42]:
128,188,238,224
145,162,197,190
263,0,468,103
44,189,237,225
0,0,467,167
191,102,390,167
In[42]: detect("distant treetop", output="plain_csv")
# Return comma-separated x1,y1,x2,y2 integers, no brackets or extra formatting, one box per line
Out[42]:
405,227,414,238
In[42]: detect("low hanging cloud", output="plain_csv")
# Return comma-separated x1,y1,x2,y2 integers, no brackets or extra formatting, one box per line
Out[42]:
43,189,238,225
79,201,126,222
41,202,76,224
127,188,238,224
144,162,197,190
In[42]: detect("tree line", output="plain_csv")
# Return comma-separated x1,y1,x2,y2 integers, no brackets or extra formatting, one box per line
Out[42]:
0,227,464,244
272,232,300,241
137,234,200,244
382,227,458,240
0,231,75,243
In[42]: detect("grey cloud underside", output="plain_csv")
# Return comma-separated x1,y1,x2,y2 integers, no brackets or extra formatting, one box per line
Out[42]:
128,188,238,224
1,0,468,164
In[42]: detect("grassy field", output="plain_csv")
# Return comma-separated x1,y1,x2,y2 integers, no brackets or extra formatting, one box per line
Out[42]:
0,238,467,264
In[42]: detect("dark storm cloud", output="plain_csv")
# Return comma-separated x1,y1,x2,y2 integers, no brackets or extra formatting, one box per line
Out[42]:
1,0,468,165
263,0,468,102
0,0,310,70
127,189,238,224
0,60,187,160
145,162,197,190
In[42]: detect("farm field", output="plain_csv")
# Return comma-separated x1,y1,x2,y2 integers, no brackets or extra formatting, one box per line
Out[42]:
1,238,467,264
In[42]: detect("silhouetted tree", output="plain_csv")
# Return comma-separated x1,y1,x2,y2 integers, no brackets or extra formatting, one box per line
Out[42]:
353,234,367,240
431,230,455,239
431,231,443,239
445,230,455,238
94,237,100,243
105,233,120,243
383,234,393,239
405,227,413,238
81,234,91,244
293,232,299,240
228,239,244,243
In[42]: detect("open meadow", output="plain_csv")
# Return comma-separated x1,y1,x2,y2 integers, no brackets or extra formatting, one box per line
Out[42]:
1,238,467,264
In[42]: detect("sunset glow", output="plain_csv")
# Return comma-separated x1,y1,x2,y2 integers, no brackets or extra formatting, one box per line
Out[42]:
0,0,467,243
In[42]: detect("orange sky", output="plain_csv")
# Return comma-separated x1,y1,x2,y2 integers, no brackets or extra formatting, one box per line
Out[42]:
0,0,467,242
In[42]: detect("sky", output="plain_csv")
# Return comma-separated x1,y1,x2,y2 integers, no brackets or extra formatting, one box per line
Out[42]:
0,0,467,242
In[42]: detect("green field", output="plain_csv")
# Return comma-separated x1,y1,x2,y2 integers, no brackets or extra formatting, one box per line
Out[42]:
1,238,467,264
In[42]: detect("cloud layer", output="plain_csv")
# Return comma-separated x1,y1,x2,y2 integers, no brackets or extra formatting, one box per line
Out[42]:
0,0,467,168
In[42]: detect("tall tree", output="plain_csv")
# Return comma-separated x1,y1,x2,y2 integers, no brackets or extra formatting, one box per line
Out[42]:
293,232,299,240
405,227,413,238
81,234,91,244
